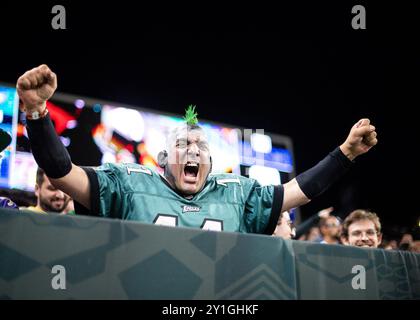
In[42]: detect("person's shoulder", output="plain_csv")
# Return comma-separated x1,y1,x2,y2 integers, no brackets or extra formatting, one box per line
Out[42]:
208,172,253,187
95,163,156,174
94,163,162,183
21,206,46,214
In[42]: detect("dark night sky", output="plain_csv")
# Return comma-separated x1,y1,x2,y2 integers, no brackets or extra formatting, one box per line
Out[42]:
2,1,419,237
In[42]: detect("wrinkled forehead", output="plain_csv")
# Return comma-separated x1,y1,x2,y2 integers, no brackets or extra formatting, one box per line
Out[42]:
167,126,208,145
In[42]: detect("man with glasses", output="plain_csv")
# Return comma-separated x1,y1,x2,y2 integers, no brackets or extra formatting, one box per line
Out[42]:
318,215,341,244
341,209,382,248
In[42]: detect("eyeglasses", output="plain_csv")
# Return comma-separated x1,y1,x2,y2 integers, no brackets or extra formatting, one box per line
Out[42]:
350,230,378,238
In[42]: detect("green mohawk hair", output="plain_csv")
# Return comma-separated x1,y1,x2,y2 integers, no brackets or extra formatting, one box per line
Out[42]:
183,104,198,125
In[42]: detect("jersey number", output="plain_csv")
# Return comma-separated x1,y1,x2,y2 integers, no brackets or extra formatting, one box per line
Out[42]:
153,214,223,231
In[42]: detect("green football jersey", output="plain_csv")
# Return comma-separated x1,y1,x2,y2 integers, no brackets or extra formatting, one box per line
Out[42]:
78,163,283,234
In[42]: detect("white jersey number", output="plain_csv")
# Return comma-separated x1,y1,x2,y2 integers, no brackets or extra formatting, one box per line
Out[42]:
153,214,223,231
153,214,178,227
201,218,223,231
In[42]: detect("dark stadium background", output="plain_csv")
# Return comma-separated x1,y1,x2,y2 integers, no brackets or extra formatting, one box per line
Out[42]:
1,1,419,238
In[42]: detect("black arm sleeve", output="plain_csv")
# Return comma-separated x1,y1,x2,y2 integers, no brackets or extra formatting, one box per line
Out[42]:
26,113,72,178
295,147,354,200
73,167,100,216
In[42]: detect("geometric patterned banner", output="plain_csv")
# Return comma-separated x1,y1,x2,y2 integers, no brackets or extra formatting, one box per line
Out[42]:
0,209,419,299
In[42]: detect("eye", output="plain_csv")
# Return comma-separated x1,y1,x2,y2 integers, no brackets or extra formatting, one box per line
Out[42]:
176,139,187,148
198,142,209,151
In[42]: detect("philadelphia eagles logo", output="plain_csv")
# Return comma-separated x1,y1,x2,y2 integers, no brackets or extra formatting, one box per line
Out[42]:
182,205,201,213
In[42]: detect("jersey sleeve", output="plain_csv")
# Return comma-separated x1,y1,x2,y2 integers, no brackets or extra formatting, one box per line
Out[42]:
74,164,125,219
243,179,284,234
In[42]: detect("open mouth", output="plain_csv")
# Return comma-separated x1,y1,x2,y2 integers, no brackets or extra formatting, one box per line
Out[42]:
183,161,200,181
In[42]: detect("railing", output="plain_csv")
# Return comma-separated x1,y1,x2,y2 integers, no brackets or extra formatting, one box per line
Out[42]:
0,208,419,299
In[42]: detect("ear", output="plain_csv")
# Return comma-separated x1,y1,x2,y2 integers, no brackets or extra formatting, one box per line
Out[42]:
34,184,40,198
157,150,168,168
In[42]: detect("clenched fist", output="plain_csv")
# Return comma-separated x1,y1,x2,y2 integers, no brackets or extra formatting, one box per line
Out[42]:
16,64,57,113
340,118,378,161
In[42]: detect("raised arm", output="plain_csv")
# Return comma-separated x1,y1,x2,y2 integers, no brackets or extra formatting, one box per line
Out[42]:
17,64,91,209
281,119,378,212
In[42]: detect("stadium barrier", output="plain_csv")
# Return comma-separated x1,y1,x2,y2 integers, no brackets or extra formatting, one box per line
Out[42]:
0,208,419,299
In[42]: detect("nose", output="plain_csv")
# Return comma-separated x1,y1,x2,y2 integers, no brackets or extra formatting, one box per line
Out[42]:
188,143,200,156
361,232,369,241
54,189,65,199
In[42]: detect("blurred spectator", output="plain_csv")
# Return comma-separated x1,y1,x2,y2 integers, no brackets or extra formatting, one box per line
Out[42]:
399,233,413,251
318,215,341,244
22,168,70,214
306,226,321,242
409,241,420,253
0,188,36,207
295,207,334,240
341,209,382,248
273,211,295,240
379,239,394,250
0,196,19,210
388,239,398,250
297,232,306,241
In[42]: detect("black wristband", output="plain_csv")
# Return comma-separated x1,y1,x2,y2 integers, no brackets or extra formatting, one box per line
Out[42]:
296,147,354,200
26,113,72,179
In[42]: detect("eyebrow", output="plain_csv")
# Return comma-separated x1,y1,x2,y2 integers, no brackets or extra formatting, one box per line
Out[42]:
175,137,208,144
351,229,377,234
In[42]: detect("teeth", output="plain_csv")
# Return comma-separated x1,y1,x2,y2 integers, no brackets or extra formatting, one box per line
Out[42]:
185,162,199,177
